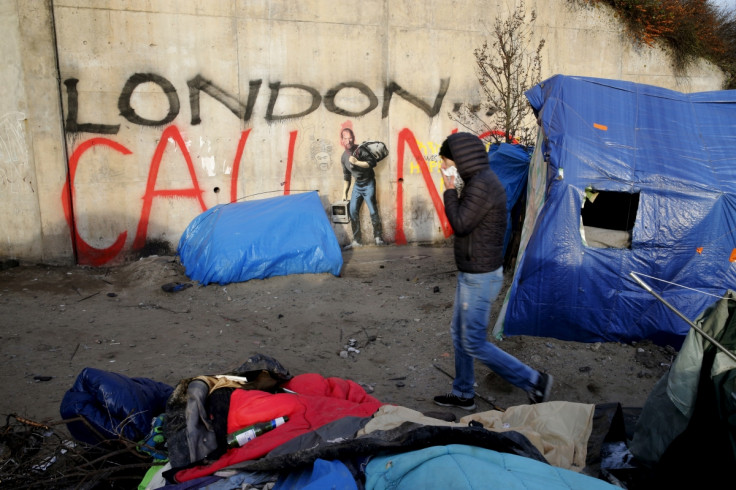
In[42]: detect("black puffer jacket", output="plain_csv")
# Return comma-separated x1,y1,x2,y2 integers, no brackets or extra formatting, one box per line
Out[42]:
442,132,506,273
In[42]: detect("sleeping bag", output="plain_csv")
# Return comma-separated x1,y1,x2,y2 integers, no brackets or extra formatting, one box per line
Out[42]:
60,367,173,445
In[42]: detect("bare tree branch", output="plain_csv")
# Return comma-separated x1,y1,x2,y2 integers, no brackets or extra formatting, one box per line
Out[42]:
450,0,544,146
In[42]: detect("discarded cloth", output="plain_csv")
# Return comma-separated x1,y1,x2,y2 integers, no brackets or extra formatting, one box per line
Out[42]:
230,412,546,475
360,402,595,471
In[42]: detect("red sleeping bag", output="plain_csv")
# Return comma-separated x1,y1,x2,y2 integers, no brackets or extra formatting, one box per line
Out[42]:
174,373,383,482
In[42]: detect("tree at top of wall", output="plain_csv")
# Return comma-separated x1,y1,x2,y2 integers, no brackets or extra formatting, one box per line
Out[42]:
572,0,736,89
450,0,544,147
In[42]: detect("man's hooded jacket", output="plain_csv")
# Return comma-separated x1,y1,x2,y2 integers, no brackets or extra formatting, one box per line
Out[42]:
443,132,507,273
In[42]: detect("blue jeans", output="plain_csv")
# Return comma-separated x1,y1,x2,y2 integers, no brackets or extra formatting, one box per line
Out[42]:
451,268,539,398
349,180,382,243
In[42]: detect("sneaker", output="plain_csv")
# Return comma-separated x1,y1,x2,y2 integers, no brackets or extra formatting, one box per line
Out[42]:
528,372,553,404
433,393,476,411
375,237,386,246
343,240,362,251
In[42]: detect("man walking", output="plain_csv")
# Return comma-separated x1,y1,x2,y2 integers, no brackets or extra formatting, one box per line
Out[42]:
433,132,552,410
340,127,385,249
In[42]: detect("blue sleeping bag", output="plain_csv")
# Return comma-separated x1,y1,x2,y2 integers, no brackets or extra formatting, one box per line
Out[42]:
365,444,616,489
60,367,173,445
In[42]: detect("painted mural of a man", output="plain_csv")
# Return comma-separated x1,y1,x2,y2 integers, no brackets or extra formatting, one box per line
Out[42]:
311,138,333,171
340,127,385,249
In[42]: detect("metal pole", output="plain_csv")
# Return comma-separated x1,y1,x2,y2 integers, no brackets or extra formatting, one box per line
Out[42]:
629,272,736,363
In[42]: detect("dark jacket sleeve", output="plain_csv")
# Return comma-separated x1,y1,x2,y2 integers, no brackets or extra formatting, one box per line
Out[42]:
443,177,495,237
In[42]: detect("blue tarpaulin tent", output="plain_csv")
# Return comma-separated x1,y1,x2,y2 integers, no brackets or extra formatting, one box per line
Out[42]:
496,75,736,347
178,192,343,285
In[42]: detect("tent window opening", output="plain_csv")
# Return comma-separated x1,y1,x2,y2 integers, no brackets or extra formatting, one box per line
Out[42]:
581,189,639,249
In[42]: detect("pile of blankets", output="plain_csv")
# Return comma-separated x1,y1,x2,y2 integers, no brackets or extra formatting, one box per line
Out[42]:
60,354,619,489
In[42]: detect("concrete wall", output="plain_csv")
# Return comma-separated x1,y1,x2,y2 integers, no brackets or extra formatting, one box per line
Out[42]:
2,0,71,263
0,0,725,265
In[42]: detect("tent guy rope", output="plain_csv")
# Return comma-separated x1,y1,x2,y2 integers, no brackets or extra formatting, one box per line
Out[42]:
629,272,736,363
630,272,732,301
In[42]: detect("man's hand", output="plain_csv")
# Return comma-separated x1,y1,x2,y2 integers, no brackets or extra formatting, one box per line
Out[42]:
442,170,456,190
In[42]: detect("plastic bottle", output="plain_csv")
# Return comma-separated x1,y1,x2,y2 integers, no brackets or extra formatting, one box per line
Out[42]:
226,415,289,448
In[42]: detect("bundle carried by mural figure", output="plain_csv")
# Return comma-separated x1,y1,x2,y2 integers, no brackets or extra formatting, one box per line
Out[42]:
352,141,389,163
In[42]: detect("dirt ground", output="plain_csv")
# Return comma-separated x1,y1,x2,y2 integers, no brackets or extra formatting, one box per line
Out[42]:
0,245,677,426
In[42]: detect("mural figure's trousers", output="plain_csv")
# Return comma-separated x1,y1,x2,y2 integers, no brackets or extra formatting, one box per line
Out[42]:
349,180,382,243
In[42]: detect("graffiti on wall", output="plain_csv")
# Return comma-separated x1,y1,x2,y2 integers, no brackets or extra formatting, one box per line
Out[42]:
0,112,31,193
64,74,451,132
62,128,211,265
394,128,451,245
61,73,471,265
408,140,442,175
63,124,450,264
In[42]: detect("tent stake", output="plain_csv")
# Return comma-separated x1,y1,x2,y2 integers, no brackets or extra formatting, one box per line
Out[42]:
629,272,736,363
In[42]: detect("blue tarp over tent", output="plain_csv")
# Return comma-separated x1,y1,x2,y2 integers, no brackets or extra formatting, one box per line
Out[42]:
178,192,343,285
498,75,736,347
488,143,532,255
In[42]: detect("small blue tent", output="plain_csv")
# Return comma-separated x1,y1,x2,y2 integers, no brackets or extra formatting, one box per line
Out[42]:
178,192,343,285
496,75,736,347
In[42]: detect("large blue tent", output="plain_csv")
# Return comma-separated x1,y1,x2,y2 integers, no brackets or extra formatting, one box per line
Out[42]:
496,75,736,347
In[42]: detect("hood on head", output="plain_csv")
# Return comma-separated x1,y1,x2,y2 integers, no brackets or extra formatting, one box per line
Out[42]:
445,132,488,180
